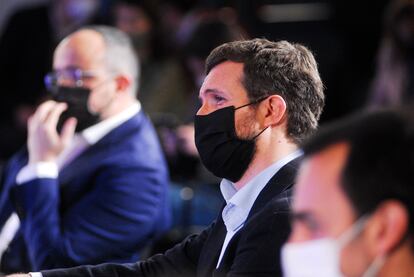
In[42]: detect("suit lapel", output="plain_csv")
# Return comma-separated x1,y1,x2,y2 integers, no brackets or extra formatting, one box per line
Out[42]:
210,157,302,276
197,157,303,277
58,141,103,186
59,112,144,186
247,157,302,219
0,149,28,224
198,216,227,277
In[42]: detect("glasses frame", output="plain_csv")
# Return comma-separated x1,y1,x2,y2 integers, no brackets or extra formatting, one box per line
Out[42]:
44,68,103,93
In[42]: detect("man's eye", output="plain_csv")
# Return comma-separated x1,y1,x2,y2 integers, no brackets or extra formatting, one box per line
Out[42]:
213,95,226,103
307,220,322,235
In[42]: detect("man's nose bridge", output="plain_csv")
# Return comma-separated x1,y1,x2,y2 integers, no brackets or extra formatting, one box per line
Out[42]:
58,77,77,87
196,103,208,116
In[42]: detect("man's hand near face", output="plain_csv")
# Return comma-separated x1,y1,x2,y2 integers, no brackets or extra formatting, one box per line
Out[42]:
27,100,77,164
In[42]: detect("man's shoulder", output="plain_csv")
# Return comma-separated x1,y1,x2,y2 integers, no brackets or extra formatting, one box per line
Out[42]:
248,156,302,217
268,186,294,212
266,156,303,188
107,111,155,140
239,158,300,239
226,186,293,276
260,157,300,214
234,157,299,240
236,163,297,240
97,111,157,150
247,187,293,225
94,112,167,169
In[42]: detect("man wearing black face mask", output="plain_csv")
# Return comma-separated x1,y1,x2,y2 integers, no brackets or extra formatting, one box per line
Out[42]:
0,26,171,274
12,39,324,277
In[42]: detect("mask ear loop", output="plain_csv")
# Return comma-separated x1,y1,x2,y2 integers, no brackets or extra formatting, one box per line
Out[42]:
362,255,386,277
337,215,369,248
235,95,270,140
234,95,269,110
252,126,269,140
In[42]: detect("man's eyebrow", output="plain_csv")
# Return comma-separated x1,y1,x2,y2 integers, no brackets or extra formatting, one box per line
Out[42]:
204,88,226,95
290,211,315,223
199,88,227,101
54,65,82,72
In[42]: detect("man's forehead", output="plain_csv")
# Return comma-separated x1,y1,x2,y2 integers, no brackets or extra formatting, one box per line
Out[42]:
199,61,245,96
292,142,357,234
206,61,244,79
293,142,352,213
297,142,349,193
54,30,106,69
308,142,349,172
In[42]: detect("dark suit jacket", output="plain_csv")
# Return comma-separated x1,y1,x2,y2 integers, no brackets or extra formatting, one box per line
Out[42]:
0,111,171,273
42,157,301,277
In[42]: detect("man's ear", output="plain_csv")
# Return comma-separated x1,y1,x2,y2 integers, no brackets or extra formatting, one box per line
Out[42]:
115,75,131,93
366,200,409,256
260,94,287,127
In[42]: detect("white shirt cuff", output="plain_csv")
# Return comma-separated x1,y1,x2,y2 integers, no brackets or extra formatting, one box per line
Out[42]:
16,162,58,185
29,272,43,277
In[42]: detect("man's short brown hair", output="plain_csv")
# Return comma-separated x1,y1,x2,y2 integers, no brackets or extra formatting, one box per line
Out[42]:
206,38,325,144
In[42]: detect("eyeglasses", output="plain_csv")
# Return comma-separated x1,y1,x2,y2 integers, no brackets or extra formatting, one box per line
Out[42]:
44,68,100,93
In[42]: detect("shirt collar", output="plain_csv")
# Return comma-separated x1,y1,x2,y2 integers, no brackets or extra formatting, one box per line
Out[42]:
81,101,141,145
220,150,302,232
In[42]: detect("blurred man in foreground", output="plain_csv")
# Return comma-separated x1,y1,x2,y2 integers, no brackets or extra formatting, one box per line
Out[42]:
17,38,325,276
282,108,414,277
0,26,170,273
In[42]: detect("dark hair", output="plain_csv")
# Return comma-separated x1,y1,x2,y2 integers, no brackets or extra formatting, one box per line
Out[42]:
205,38,325,144
303,107,414,240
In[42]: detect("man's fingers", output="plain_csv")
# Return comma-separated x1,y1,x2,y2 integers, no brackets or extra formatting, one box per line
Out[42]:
60,117,77,146
45,102,68,130
32,100,57,123
27,115,34,133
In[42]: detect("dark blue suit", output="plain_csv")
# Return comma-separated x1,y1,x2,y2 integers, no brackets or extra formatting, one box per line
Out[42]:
0,111,171,273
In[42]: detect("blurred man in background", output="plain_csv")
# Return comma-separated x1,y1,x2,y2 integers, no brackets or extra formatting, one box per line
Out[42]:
369,0,414,107
112,0,193,123
283,108,414,277
0,26,170,273
22,38,325,277
0,0,106,161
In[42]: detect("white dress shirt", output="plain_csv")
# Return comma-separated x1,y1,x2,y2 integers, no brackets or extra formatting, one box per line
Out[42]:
216,150,302,267
0,102,141,273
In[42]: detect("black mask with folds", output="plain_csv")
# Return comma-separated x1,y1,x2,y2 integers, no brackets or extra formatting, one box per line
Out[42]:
194,103,267,183
51,86,100,133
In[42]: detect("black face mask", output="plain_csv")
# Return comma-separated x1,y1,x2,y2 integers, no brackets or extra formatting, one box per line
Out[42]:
51,86,100,132
194,101,267,183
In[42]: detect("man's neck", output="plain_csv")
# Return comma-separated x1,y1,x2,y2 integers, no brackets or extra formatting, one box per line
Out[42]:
100,97,137,120
381,244,414,277
234,139,298,190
